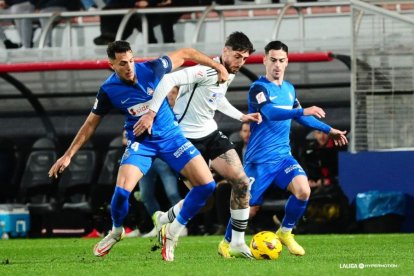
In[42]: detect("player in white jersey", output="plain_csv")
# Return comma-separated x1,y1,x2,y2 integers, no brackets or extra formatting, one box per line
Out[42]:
134,32,260,259
222,40,348,256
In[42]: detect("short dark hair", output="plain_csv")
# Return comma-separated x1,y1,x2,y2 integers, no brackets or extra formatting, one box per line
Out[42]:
225,32,255,54
264,41,288,55
107,40,132,59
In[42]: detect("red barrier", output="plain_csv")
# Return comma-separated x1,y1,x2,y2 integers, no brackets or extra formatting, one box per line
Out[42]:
0,52,333,73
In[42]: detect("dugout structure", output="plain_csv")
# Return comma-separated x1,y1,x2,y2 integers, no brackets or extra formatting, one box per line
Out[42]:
350,0,414,152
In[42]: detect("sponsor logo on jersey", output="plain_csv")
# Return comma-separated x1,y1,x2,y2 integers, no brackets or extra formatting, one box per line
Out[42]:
269,95,277,101
256,91,266,104
173,141,193,158
284,164,304,174
160,57,169,69
121,98,130,104
128,101,150,116
93,99,98,110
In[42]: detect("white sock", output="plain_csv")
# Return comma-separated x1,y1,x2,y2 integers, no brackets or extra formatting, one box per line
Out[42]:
112,226,123,234
160,200,183,224
230,207,249,246
169,219,185,238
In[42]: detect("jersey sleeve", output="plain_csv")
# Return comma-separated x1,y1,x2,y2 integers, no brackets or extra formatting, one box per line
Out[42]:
149,65,217,113
148,55,173,79
91,88,113,116
248,83,270,112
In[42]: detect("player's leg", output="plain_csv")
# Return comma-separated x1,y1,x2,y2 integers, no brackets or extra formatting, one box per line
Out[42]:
94,164,144,257
159,135,215,261
153,134,210,230
211,149,252,258
219,163,273,258
274,158,309,256
94,143,152,257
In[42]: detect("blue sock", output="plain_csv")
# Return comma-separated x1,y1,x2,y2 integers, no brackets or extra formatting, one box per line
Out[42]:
224,219,232,242
281,195,308,229
176,181,216,225
111,186,131,227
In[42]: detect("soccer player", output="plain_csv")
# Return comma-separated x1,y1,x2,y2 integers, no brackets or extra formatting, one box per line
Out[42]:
220,40,348,256
134,32,260,259
48,40,228,261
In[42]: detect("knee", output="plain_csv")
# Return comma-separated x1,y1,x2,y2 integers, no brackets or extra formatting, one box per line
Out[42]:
294,186,311,201
229,174,250,191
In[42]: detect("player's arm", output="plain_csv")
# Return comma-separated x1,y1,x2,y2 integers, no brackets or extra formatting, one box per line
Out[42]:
253,84,325,121
48,113,102,178
133,66,214,135
167,48,228,83
49,89,112,178
217,97,262,123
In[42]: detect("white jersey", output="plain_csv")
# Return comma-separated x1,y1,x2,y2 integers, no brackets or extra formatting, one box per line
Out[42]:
174,57,236,139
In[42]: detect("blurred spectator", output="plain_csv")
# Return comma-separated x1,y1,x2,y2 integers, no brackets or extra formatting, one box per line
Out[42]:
93,0,160,45
138,158,182,237
1,1,35,48
295,129,352,234
301,130,346,188
31,0,82,47
234,122,250,163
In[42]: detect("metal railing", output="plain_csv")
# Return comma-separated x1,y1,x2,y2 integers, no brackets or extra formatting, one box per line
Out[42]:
0,2,353,49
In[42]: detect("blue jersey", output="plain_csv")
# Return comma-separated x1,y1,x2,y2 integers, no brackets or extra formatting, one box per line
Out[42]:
245,76,300,164
92,56,179,142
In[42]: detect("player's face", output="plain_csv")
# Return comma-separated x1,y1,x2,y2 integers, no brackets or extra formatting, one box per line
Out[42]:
110,50,136,84
263,49,288,82
222,47,250,74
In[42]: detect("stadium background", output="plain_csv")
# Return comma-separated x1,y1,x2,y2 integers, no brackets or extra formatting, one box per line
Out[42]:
0,0,413,237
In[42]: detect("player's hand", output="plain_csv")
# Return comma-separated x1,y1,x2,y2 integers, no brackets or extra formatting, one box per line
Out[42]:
48,155,71,179
133,110,156,136
303,106,326,118
214,63,229,83
329,128,348,147
241,113,262,124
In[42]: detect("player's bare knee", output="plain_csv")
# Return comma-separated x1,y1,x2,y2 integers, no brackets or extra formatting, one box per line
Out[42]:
294,186,310,201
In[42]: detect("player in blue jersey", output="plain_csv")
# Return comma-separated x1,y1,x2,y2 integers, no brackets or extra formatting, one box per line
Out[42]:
48,40,228,261
221,40,348,256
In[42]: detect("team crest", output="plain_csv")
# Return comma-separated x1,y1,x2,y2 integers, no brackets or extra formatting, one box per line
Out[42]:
195,70,205,79
160,57,169,68
208,92,218,103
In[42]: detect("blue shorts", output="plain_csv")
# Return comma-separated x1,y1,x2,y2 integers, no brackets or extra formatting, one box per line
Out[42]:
120,132,200,175
245,156,307,206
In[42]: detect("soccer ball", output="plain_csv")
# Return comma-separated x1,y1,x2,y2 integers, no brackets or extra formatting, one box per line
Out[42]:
249,231,282,260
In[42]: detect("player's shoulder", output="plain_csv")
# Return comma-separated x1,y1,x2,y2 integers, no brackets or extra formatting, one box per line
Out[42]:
100,73,120,92
250,76,268,91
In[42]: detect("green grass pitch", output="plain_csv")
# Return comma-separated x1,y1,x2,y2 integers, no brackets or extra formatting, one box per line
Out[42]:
1,234,413,275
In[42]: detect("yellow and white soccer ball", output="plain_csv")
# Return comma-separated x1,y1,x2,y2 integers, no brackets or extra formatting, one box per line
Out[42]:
249,231,282,260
